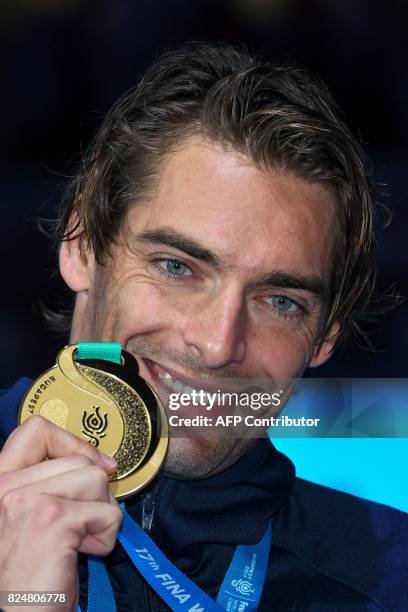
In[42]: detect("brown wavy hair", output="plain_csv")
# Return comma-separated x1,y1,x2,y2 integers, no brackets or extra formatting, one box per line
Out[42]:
48,42,398,348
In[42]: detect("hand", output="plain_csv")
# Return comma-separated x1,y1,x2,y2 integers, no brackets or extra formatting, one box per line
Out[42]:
0,416,122,612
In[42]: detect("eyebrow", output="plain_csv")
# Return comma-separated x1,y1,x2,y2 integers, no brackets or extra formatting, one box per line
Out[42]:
136,228,222,268
137,228,329,300
255,271,330,300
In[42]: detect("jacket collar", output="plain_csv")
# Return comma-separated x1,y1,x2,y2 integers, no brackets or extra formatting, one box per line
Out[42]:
126,437,296,549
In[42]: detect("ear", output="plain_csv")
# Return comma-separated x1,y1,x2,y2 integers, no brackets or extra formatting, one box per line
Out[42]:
59,233,94,292
308,321,340,368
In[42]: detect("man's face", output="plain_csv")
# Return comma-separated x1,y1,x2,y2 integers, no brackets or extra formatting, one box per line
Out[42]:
61,139,337,479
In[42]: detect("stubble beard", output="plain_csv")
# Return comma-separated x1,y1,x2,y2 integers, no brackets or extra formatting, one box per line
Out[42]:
162,435,254,480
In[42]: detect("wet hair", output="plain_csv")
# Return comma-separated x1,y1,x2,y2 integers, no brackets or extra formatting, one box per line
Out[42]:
49,41,397,348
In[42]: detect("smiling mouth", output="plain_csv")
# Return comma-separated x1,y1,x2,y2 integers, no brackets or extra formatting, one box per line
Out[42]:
141,358,224,398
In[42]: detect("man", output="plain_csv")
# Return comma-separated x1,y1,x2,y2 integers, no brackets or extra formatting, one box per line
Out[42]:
0,43,406,611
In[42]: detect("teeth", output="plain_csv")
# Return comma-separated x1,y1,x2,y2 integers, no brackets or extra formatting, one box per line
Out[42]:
183,385,195,396
157,369,200,396
172,380,184,393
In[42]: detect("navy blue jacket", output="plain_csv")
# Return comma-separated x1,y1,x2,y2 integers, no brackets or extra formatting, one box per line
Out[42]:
0,378,407,611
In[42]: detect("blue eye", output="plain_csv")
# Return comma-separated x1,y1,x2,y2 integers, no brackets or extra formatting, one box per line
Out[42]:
157,259,193,277
267,295,299,314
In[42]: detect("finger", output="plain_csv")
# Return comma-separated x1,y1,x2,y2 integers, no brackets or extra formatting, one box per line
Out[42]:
25,464,114,504
37,497,122,557
0,454,94,498
74,500,123,556
0,416,116,474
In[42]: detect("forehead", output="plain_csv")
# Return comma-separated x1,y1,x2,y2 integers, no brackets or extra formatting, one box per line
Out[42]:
127,139,337,280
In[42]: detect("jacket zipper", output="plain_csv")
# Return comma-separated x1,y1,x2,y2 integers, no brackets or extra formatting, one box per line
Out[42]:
141,480,162,532
142,492,155,531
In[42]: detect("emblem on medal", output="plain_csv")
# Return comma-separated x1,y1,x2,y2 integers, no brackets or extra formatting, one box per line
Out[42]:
18,344,168,499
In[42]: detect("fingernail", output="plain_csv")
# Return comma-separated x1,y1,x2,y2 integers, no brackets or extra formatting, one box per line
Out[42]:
100,453,117,469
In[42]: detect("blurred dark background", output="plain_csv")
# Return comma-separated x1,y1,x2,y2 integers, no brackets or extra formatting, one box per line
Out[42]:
0,0,407,387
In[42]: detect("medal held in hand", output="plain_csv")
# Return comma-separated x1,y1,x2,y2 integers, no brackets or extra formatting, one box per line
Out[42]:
18,343,168,499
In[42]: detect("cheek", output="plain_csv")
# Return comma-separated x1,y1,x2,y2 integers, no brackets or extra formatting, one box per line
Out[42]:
110,281,186,341
251,325,316,380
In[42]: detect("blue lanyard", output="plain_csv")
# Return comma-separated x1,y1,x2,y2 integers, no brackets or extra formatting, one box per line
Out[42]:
81,504,271,611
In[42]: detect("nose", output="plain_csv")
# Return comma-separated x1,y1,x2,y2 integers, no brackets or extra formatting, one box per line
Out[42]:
181,288,247,369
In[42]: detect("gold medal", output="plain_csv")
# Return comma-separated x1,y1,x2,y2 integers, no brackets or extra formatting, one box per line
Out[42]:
18,345,168,499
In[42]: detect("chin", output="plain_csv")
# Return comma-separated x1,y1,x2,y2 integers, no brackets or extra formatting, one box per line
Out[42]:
161,436,248,480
